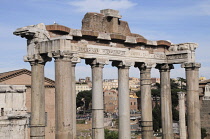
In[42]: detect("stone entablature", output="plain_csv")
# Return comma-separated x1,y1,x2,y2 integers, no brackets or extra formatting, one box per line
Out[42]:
13,9,197,66
13,9,201,139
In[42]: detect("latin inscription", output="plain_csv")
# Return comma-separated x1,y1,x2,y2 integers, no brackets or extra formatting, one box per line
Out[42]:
73,45,167,60
167,54,188,60
77,47,99,54
102,49,126,56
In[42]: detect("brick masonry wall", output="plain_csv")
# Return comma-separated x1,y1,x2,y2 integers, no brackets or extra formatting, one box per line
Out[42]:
200,100,210,134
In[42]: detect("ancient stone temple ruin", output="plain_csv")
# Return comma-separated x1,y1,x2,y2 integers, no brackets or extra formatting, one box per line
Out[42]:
0,85,28,139
14,9,201,139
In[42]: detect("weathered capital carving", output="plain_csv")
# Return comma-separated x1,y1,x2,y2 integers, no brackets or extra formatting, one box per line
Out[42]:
181,62,201,69
25,54,51,66
85,58,109,68
169,43,198,52
155,64,174,71
52,50,74,61
177,92,186,100
112,60,134,68
134,62,154,70
71,54,81,67
13,23,50,41
14,23,51,58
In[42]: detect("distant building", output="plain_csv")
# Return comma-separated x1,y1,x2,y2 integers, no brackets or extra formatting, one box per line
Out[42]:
76,83,91,95
103,79,118,90
103,90,139,114
103,90,118,113
199,79,210,135
103,77,140,91
151,78,160,84
78,78,86,83
129,77,140,92
129,92,138,112
0,69,55,139
85,77,91,82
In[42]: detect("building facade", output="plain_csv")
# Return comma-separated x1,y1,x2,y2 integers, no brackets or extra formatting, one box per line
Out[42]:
199,79,210,134
76,83,91,95
0,69,56,139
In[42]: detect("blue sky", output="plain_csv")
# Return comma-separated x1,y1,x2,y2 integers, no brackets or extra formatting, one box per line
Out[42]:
0,0,210,80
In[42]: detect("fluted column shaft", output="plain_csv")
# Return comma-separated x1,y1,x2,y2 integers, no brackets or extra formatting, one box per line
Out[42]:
30,60,46,139
156,64,174,139
55,56,72,139
86,59,106,139
137,63,153,139
177,92,186,139
182,63,201,139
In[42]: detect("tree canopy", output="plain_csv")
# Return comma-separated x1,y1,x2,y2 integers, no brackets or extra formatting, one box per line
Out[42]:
76,90,92,110
151,78,186,132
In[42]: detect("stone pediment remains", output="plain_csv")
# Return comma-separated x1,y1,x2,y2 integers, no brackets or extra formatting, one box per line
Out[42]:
13,9,197,66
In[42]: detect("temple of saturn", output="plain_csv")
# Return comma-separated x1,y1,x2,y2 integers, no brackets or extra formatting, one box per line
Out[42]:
14,9,201,139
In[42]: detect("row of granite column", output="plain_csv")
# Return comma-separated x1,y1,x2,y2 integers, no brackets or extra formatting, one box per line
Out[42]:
29,55,201,139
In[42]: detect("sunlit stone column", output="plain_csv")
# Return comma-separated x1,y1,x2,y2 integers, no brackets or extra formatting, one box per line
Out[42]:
86,59,108,139
112,61,132,139
54,55,73,139
29,55,50,139
156,64,174,139
71,57,80,139
177,92,186,139
135,63,153,139
182,63,201,139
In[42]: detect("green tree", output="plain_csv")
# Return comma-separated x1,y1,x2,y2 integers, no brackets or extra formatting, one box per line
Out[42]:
177,77,186,90
170,79,180,90
152,103,161,132
105,129,118,139
152,89,160,97
76,90,92,110
201,128,207,139
136,90,141,98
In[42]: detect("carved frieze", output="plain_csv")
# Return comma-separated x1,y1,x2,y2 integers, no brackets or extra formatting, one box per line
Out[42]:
181,62,201,68
169,43,198,52
112,60,134,68
35,39,195,65
167,54,188,60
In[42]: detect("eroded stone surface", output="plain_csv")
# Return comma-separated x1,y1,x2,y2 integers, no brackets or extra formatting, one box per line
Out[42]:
0,85,28,139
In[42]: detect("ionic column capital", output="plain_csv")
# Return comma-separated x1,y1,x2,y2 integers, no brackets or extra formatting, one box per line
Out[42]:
52,50,74,62
112,60,134,69
181,62,201,70
71,56,81,67
155,64,174,72
85,58,109,68
27,54,51,66
134,62,154,71
177,92,186,100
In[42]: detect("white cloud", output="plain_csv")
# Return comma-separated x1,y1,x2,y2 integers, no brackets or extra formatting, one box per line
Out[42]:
69,0,137,12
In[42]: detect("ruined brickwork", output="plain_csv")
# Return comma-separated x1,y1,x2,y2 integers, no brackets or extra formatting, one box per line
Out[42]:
200,100,210,133
199,80,210,134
